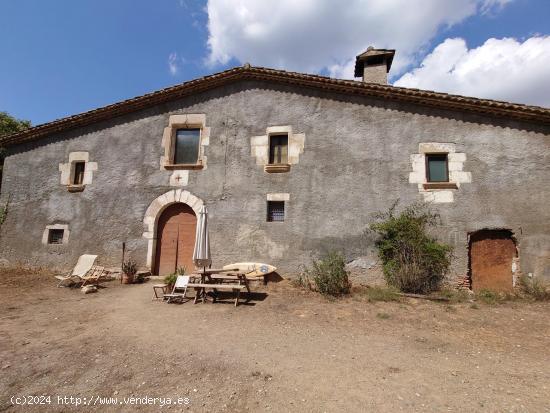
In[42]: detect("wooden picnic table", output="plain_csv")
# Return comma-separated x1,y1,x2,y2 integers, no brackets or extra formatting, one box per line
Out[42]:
190,268,250,304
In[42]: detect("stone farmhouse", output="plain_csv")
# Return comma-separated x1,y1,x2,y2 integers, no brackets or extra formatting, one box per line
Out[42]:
1,48,549,291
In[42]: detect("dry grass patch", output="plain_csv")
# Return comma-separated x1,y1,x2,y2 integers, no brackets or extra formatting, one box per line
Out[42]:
0,265,55,288
519,275,550,301
359,285,401,303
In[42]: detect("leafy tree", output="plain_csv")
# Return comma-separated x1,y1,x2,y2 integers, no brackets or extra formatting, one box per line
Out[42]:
0,111,31,137
0,112,31,193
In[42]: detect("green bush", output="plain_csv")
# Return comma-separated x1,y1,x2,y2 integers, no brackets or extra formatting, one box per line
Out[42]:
370,202,452,294
302,251,351,297
164,273,178,286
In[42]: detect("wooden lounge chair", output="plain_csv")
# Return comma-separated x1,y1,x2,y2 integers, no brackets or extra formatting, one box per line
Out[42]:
81,265,106,287
55,254,98,287
163,275,190,303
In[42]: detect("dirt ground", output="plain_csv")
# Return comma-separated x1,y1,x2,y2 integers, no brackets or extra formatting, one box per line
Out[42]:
0,268,549,413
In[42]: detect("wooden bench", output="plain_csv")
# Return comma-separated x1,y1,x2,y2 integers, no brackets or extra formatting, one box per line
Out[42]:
187,283,247,307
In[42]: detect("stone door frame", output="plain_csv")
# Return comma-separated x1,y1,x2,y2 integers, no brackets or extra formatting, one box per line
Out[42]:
143,189,204,272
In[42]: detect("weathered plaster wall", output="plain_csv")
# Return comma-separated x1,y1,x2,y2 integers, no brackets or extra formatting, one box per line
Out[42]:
362,64,388,84
1,80,549,284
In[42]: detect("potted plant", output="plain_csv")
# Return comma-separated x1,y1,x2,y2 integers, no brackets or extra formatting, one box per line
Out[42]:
164,273,178,291
121,259,138,284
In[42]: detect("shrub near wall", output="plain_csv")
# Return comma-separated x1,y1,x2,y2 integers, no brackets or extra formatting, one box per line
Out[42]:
300,251,351,297
370,203,452,294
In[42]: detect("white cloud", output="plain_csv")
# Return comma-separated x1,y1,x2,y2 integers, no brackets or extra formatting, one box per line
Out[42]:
394,36,550,107
205,0,512,78
168,52,180,76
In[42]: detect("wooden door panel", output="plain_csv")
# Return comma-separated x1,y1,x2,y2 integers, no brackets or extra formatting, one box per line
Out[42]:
157,226,179,275
154,204,196,275
176,221,196,272
470,230,515,292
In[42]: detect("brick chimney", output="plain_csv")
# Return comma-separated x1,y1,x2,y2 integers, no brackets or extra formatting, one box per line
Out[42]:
354,47,395,84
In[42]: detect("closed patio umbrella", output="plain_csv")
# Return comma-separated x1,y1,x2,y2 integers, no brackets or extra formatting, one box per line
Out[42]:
192,205,212,270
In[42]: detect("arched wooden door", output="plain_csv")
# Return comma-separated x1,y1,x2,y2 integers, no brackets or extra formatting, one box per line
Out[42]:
469,230,516,292
154,203,197,275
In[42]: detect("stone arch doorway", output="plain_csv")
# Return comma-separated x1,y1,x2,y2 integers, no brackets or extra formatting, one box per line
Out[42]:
143,189,204,275
154,203,197,276
469,229,517,292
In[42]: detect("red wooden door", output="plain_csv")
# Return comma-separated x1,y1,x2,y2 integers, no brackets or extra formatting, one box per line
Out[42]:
470,230,516,292
154,203,197,275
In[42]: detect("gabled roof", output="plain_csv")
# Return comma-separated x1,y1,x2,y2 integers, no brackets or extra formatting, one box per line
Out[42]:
2,64,549,147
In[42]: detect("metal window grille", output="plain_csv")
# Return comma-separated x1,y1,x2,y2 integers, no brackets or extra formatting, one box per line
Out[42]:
48,229,64,244
267,201,285,222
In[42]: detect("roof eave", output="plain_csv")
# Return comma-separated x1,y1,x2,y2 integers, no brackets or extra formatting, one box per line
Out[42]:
2,65,549,147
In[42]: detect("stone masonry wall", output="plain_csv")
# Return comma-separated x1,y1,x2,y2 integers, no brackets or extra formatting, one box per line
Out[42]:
0,80,549,285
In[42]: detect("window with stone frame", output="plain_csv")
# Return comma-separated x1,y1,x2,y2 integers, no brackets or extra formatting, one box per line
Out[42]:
59,152,97,192
162,115,209,171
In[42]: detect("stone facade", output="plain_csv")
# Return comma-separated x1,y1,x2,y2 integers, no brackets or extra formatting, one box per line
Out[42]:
1,79,549,285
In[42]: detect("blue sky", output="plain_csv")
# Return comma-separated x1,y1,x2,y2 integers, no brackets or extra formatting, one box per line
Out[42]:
1,0,549,126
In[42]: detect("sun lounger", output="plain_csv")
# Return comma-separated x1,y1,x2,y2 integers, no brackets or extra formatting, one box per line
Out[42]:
55,254,98,287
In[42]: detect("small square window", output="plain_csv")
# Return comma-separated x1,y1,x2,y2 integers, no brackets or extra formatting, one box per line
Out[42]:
48,229,64,244
267,201,285,222
174,128,201,165
269,135,288,165
73,161,85,185
426,154,449,182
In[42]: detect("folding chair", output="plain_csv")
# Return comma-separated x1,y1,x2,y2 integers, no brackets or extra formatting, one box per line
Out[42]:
163,275,190,303
55,254,98,287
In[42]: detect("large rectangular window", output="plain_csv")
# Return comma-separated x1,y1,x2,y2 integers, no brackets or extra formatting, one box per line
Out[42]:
269,135,288,164
267,201,285,222
174,128,201,165
426,154,448,182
